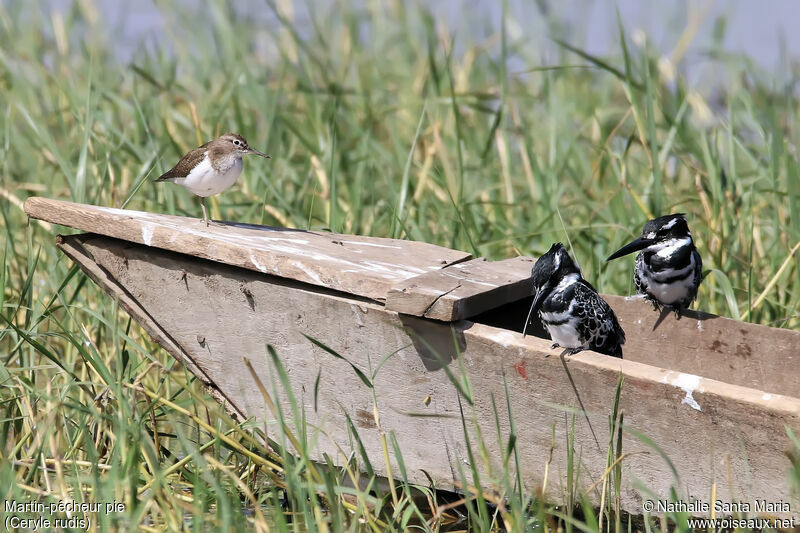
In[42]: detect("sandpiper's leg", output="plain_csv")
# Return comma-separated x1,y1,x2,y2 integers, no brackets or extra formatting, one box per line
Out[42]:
199,198,227,227
200,197,210,226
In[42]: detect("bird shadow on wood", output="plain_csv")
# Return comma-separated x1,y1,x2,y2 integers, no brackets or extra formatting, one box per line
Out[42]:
649,305,719,332
469,295,549,339
651,306,673,331
466,295,604,452
399,315,468,371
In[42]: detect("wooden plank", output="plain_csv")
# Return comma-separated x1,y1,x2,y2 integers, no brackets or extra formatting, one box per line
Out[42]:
605,295,800,399
56,235,248,423
61,234,800,516
25,197,471,302
385,256,536,321
422,253,800,398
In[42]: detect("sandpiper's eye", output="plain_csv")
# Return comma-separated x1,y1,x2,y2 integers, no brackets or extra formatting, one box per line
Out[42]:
233,139,241,146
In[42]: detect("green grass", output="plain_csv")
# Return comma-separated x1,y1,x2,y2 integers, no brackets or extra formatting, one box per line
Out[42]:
1,0,799,531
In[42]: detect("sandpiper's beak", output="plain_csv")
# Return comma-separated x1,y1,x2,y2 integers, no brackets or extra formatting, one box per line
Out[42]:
247,148,271,159
606,236,654,261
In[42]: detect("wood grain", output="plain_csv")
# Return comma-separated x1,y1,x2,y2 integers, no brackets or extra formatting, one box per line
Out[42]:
25,197,471,302
605,296,800,398
59,234,800,516
406,253,800,398
386,256,536,321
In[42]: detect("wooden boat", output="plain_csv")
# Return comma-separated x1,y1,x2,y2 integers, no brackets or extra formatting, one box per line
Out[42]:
24,197,800,517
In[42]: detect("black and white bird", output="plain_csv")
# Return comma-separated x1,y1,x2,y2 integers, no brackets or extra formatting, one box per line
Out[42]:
606,213,703,318
523,243,625,358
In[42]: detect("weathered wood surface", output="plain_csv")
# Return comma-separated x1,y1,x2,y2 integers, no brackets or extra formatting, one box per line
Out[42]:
59,234,800,516
25,197,471,301
386,256,536,321
55,235,244,419
605,296,800,398
418,258,800,398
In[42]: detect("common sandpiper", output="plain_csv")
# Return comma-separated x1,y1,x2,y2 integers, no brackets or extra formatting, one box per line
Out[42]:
156,133,270,226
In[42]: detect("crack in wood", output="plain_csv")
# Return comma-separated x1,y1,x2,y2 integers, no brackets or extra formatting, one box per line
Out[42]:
439,255,474,269
386,256,535,321
422,281,462,318
27,197,472,302
49,231,800,516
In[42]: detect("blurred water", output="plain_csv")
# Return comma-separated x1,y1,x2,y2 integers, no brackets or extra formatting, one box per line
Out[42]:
44,0,800,87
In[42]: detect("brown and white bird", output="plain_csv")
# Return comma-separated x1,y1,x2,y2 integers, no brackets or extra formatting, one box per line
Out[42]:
155,133,270,226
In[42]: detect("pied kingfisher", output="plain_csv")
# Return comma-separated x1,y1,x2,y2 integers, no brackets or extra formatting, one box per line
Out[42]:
523,243,625,358
606,213,703,318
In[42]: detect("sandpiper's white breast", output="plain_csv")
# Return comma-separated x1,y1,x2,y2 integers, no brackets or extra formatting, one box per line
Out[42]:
175,152,243,197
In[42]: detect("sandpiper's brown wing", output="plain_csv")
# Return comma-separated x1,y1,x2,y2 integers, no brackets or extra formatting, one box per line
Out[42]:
155,141,211,182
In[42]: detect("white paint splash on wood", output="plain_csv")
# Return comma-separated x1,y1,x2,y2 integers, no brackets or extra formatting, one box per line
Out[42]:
57,233,800,518
340,240,402,249
672,372,702,411
440,270,499,288
291,261,323,284
25,198,475,302
250,253,267,273
260,237,310,245
141,224,154,246
116,208,151,217
119,213,421,283
361,260,427,277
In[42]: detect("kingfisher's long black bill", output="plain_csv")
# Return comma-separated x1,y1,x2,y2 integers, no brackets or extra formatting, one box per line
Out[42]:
606,237,653,261
522,289,547,338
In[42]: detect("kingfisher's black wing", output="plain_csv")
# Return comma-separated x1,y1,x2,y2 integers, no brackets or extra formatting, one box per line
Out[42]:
572,280,625,358
686,248,703,304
